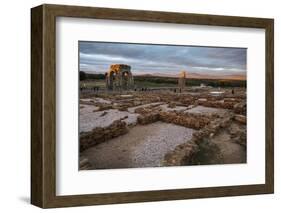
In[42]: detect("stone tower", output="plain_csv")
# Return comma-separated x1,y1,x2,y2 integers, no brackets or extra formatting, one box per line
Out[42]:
178,71,186,89
105,64,134,90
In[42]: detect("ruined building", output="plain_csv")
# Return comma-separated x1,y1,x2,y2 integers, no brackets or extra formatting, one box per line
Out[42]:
105,64,134,90
178,71,186,89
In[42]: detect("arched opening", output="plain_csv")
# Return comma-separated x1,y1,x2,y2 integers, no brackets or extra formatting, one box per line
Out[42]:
105,64,134,91
122,71,130,90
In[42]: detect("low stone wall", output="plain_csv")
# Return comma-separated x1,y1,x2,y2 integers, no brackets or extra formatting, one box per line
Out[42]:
135,107,160,125
159,111,211,130
163,141,199,166
80,120,128,152
137,112,160,125
234,114,246,124
136,107,212,130
199,100,237,109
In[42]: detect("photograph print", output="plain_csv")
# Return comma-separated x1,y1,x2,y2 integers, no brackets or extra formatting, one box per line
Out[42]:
78,41,247,170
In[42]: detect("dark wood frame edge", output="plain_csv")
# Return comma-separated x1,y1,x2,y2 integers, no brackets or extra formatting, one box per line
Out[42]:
31,4,274,208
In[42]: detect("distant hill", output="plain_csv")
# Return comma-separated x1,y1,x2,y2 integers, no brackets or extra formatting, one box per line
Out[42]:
80,71,246,87
135,72,246,80
82,70,246,81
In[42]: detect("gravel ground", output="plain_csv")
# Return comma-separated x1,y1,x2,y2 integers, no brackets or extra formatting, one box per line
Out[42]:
185,106,226,115
80,107,139,132
81,122,195,169
80,104,99,113
80,97,112,104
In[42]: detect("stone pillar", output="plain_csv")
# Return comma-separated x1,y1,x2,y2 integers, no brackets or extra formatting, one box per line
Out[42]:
178,71,186,89
128,72,134,89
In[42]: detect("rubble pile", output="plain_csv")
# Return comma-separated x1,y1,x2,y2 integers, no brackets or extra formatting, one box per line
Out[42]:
80,120,128,152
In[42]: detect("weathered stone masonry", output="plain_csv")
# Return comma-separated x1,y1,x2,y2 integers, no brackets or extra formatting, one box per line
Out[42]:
105,64,134,90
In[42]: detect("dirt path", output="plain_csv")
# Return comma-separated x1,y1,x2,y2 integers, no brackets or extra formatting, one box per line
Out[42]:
81,122,195,169
212,131,246,164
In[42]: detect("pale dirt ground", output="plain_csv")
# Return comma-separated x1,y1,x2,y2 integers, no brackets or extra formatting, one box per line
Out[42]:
185,105,226,114
194,130,246,165
80,101,225,133
82,121,195,169
80,97,245,168
80,97,111,104
212,131,246,164
79,104,139,132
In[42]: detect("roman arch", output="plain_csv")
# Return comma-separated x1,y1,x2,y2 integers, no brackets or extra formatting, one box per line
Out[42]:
105,64,134,90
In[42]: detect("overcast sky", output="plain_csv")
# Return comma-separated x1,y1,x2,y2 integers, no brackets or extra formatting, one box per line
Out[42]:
79,41,246,77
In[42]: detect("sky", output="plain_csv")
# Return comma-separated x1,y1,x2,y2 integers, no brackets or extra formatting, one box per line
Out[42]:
79,41,246,77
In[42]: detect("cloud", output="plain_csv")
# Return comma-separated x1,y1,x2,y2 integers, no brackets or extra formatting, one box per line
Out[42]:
79,41,247,76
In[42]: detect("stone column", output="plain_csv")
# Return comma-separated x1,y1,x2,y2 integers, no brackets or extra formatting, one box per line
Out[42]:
178,71,186,89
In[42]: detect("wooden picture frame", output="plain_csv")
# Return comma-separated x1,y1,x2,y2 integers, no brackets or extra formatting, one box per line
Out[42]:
31,4,274,208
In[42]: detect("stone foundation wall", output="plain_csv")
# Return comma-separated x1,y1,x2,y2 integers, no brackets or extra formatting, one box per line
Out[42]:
136,107,213,130
137,112,160,125
199,100,237,109
80,120,128,152
159,111,211,130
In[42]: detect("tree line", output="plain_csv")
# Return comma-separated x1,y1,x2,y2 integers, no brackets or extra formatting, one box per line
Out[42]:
80,71,246,88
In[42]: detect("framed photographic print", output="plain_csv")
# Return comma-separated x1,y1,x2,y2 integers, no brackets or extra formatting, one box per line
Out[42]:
31,4,274,208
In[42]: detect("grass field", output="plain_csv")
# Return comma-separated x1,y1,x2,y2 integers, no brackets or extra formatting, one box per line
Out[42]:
80,80,106,89
80,74,246,89
79,79,177,89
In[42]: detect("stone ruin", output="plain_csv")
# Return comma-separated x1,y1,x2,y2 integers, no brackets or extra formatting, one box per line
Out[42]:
79,89,247,169
178,71,186,89
105,64,134,90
